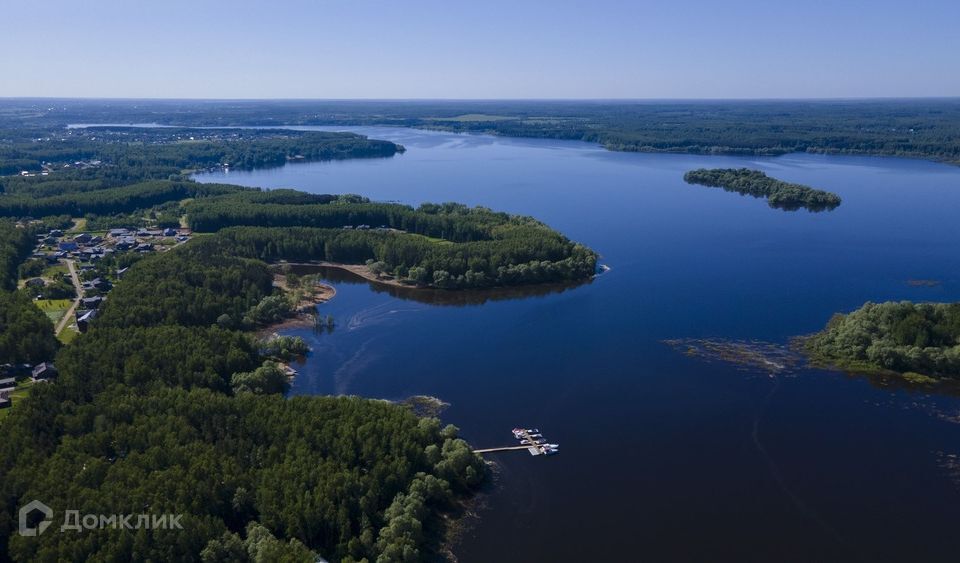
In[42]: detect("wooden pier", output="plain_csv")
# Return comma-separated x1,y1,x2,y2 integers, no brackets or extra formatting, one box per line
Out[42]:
475,428,557,457
474,445,542,455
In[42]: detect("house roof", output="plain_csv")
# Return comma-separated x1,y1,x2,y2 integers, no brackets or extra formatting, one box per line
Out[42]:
32,364,56,379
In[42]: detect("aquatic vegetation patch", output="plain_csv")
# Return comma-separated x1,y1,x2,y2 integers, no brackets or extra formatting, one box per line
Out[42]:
401,394,451,417
662,338,803,375
906,279,942,287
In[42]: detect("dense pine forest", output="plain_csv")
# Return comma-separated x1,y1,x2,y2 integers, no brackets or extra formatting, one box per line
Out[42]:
1,234,486,560
0,109,601,562
0,221,59,365
683,168,842,211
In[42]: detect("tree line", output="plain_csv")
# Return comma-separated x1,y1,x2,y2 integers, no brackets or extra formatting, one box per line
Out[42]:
0,180,245,218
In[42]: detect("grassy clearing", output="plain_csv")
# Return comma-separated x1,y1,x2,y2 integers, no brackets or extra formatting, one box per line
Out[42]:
407,233,454,246
42,263,68,278
58,326,79,344
0,379,35,422
35,298,73,323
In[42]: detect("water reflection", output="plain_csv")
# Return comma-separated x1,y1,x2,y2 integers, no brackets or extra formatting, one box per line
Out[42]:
289,264,594,306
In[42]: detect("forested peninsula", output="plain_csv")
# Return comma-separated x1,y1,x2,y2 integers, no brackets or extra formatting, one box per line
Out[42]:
185,194,597,289
805,301,960,381
0,126,600,561
683,168,842,211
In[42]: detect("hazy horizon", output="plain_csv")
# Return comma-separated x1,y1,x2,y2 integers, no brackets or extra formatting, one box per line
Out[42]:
3,96,960,102
1,0,957,99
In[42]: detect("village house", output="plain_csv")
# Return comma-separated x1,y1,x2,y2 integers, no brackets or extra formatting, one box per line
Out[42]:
31,362,57,382
115,237,136,250
76,309,97,332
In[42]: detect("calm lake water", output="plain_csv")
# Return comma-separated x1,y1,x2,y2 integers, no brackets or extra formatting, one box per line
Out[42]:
197,127,960,563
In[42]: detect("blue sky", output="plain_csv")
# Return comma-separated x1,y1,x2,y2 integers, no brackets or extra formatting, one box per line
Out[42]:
1,0,957,99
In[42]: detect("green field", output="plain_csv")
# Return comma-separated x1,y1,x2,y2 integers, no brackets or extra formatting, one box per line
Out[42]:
57,326,79,344
34,298,72,323
408,233,454,246
41,263,68,278
0,380,35,422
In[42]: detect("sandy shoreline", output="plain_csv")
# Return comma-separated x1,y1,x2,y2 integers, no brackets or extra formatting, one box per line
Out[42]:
292,260,416,289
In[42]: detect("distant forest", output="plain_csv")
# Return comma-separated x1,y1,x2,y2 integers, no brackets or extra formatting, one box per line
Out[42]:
0,127,401,176
2,98,958,164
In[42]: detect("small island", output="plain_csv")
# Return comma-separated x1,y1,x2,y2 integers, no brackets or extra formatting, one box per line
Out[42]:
805,301,960,382
683,168,842,211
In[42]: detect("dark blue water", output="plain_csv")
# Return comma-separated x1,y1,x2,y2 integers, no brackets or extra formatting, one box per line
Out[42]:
197,127,960,563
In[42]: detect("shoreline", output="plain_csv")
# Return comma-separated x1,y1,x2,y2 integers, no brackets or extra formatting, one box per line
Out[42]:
257,275,337,336
290,260,420,289
283,260,604,291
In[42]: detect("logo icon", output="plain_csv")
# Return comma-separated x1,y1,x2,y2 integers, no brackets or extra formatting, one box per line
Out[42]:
19,500,53,537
